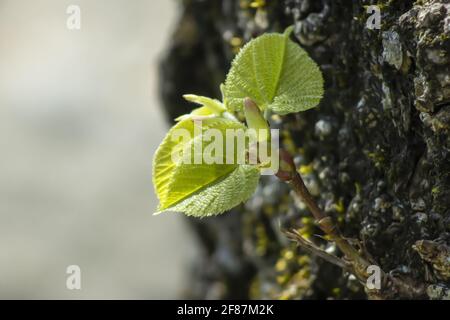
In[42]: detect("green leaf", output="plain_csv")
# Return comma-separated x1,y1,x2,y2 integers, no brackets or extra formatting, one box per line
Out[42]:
223,29,324,115
175,95,220,121
174,106,214,121
157,165,260,217
152,116,260,216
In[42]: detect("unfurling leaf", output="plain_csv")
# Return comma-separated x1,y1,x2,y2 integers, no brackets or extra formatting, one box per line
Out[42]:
182,94,226,115
223,28,324,115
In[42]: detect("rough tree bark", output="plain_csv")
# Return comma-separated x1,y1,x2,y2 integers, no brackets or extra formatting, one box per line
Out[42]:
159,0,450,299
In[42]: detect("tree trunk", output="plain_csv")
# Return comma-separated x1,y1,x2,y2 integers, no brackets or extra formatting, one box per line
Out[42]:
159,0,450,299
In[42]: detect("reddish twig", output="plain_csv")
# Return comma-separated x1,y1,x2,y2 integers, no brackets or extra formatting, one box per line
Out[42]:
276,148,426,299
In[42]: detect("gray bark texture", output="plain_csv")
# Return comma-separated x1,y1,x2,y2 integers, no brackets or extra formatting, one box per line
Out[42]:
159,0,450,299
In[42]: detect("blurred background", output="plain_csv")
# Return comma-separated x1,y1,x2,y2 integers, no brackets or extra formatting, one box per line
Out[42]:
0,0,199,299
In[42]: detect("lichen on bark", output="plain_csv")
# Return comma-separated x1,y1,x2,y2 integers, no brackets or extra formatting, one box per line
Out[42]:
159,0,450,299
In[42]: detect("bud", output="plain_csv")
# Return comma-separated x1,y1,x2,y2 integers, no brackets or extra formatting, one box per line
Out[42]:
243,98,270,143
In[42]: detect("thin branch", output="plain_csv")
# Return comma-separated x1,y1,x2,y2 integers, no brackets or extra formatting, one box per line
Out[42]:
285,229,350,271
276,148,425,298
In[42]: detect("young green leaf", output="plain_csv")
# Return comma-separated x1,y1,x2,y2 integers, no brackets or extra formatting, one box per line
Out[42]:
223,28,324,115
152,116,260,216
157,165,260,217
175,95,221,121
176,94,238,122
182,94,227,115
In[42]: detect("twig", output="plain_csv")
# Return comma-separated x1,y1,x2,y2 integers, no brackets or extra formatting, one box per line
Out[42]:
276,148,426,299
284,229,350,271
276,150,372,280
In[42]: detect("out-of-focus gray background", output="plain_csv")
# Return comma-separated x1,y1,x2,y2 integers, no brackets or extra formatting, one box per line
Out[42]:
0,0,198,299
